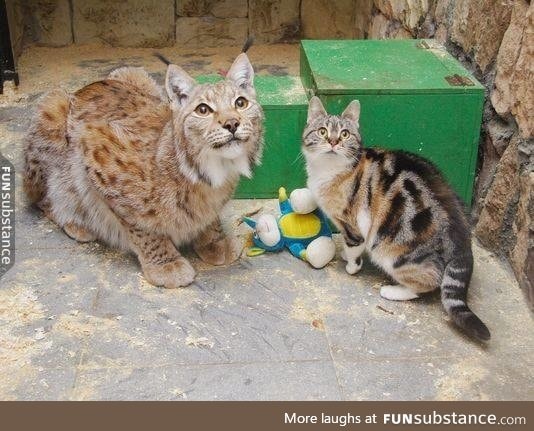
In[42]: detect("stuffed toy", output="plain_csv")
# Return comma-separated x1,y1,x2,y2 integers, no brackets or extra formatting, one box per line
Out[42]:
242,187,336,269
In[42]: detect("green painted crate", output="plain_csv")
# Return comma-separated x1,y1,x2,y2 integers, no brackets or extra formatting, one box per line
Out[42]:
300,39,484,205
197,75,308,198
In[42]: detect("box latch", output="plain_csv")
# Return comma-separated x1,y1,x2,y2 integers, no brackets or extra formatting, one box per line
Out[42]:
417,40,431,49
445,74,474,86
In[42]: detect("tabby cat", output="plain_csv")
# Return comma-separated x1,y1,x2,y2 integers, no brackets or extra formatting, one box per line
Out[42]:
23,52,263,288
302,96,490,341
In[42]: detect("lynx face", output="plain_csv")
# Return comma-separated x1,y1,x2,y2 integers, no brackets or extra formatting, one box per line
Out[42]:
181,81,262,160
166,54,264,186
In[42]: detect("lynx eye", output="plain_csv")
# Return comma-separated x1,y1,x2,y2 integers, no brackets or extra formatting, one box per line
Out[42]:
318,127,328,137
235,97,249,109
340,129,350,140
194,103,212,116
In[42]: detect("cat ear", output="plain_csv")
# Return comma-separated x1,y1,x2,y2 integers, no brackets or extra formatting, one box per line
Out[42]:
165,64,196,107
342,100,361,124
307,96,326,122
227,53,254,89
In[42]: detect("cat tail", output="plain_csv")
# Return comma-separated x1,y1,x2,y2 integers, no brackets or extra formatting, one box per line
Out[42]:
440,257,491,341
24,89,71,204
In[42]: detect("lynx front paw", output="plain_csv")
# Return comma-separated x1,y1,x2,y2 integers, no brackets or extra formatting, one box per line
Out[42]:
142,257,196,289
194,236,243,266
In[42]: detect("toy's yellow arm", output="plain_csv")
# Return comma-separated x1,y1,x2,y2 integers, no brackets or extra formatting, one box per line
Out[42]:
278,187,288,202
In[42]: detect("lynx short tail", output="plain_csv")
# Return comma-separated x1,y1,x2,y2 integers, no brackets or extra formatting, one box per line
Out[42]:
23,89,71,204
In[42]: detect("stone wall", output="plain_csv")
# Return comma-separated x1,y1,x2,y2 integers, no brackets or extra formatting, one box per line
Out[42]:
8,0,303,48
6,0,533,305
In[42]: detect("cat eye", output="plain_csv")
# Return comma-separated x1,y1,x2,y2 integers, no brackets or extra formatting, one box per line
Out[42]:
194,103,212,116
318,127,328,137
235,97,249,109
340,129,350,140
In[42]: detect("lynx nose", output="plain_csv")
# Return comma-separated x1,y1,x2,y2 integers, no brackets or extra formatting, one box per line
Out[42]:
223,118,240,134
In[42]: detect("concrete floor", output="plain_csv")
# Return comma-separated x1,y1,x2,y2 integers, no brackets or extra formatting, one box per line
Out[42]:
1,44,533,401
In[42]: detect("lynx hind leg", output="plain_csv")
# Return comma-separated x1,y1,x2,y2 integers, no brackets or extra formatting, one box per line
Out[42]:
127,227,195,288
107,67,165,101
381,263,440,301
63,222,96,243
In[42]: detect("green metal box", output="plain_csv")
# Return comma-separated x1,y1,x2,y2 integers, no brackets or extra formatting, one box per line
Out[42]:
197,75,308,198
300,39,484,204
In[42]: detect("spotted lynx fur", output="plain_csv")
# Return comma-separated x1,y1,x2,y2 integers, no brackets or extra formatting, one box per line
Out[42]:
24,53,263,288
303,97,490,341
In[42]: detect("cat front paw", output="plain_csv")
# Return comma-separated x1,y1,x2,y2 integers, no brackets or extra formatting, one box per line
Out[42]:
142,257,196,288
194,236,243,266
345,257,363,275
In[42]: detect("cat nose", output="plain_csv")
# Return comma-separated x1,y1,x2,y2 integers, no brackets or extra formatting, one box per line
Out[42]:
329,139,339,148
223,119,240,134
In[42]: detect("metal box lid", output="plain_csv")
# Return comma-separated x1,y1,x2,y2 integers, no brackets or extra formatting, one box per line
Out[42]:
301,39,484,95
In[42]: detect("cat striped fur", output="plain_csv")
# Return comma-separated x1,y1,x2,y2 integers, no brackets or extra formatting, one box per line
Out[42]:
302,96,490,341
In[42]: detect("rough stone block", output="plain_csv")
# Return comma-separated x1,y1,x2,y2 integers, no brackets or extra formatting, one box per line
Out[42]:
473,119,515,211
26,0,73,47
434,23,447,44
176,0,248,18
511,171,534,307
72,0,175,47
368,12,413,39
369,12,389,39
434,0,452,25
301,0,373,39
491,0,533,139
474,135,520,251
248,0,300,43
175,16,248,47
374,0,431,32
449,0,513,72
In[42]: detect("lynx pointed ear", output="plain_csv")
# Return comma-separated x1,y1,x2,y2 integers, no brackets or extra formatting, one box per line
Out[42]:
342,100,361,124
165,64,196,107
307,96,326,122
227,53,254,89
